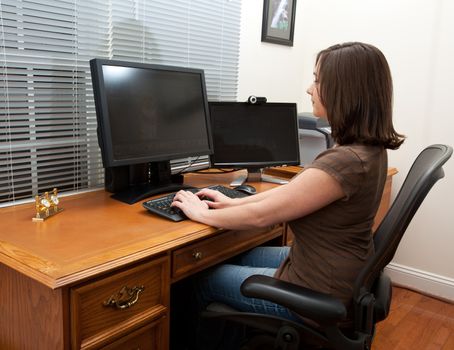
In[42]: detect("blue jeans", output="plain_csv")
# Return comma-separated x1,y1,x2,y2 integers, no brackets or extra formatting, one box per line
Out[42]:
171,246,298,349
193,246,299,321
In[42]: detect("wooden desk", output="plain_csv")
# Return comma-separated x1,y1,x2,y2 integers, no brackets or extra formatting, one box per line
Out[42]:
0,171,283,350
0,168,396,349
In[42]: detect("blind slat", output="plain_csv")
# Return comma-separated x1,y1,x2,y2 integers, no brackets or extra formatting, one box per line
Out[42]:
1,0,241,205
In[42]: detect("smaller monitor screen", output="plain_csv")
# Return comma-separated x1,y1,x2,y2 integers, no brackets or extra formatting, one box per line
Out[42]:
209,102,300,169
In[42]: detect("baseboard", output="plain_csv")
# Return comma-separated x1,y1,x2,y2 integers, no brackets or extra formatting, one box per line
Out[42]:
384,262,454,302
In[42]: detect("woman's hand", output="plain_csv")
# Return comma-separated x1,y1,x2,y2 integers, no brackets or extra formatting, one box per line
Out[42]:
195,188,236,209
171,188,237,221
171,190,210,221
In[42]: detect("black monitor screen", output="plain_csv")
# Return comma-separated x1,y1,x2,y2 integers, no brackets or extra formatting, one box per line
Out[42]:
90,59,213,203
209,102,300,169
91,59,213,167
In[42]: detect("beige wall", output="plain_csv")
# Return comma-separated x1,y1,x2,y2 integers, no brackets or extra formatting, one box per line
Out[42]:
239,0,454,300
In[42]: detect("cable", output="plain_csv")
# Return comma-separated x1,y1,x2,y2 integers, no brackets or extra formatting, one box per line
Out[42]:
189,168,240,174
174,156,202,175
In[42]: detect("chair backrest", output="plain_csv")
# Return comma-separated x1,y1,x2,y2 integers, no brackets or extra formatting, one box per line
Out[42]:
298,112,334,166
354,144,453,299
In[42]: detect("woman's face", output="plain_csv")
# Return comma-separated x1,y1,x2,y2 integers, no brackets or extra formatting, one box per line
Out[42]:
306,64,327,119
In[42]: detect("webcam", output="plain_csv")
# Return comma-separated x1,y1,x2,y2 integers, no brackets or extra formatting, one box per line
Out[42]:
247,95,267,104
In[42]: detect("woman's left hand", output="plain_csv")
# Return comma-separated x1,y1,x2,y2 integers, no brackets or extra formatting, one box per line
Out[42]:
171,190,210,220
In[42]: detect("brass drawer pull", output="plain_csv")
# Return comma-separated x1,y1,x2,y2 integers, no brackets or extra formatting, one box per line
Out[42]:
103,285,144,310
192,251,203,260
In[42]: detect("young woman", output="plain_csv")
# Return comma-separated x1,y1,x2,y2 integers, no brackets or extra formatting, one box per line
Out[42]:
171,42,404,324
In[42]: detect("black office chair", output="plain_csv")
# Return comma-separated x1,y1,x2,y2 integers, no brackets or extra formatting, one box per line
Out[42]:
203,144,452,350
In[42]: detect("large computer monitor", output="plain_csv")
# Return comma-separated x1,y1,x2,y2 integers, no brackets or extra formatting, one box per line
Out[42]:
90,59,213,204
209,101,300,185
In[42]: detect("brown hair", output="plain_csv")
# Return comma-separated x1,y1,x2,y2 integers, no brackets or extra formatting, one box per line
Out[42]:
316,42,404,149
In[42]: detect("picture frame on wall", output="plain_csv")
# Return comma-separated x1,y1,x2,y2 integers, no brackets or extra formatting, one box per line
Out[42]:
261,0,297,46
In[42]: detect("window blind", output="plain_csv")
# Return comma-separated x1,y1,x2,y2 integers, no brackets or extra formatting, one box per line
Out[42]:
0,0,241,205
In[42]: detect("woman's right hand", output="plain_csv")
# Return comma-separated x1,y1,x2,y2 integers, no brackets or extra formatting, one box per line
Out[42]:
195,188,236,209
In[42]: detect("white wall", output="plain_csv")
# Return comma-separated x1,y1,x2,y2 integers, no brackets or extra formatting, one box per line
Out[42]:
239,0,454,300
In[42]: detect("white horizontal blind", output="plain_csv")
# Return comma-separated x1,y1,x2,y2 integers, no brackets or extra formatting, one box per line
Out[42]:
109,0,241,172
109,0,240,100
0,0,108,204
0,0,241,205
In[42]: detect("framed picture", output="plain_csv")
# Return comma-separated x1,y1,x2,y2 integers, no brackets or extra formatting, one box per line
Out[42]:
261,0,297,46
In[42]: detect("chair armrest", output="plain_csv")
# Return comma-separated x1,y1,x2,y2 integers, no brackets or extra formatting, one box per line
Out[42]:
241,275,347,325
373,273,392,322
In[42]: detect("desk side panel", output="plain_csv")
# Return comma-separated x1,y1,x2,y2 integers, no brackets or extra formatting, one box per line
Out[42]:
0,263,66,350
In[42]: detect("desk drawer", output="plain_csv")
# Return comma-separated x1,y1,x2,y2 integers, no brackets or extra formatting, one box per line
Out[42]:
70,256,169,350
101,318,165,350
172,225,283,281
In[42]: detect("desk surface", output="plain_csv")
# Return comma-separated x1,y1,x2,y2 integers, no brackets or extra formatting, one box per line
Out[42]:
0,169,279,289
0,166,397,289
265,165,398,179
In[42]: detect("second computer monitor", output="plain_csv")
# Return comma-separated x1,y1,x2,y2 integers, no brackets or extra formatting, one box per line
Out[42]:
209,101,300,185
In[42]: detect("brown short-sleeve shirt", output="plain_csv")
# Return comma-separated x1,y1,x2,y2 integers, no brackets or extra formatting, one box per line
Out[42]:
275,144,387,308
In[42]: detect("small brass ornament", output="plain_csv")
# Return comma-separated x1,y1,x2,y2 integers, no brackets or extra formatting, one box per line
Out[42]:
32,188,63,222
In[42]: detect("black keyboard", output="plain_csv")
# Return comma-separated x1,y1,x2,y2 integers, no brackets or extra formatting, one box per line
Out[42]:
142,185,249,222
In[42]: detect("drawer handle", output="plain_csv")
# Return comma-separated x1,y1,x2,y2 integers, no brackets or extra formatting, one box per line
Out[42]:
192,251,203,260
103,285,145,310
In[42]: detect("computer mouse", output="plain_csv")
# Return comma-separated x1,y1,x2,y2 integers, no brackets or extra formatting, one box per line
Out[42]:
233,184,257,195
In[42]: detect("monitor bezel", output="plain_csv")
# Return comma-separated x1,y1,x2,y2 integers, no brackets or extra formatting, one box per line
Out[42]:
90,58,214,168
208,101,301,170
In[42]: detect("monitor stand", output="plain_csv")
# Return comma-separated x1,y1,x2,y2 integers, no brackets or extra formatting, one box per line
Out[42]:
106,161,193,204
230,168,289,186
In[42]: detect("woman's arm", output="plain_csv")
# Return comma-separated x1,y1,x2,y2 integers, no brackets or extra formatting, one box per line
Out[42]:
195,182,286,209
172,168,345,230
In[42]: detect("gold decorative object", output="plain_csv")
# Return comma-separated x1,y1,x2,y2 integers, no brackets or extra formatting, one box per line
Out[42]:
32,188,63,222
